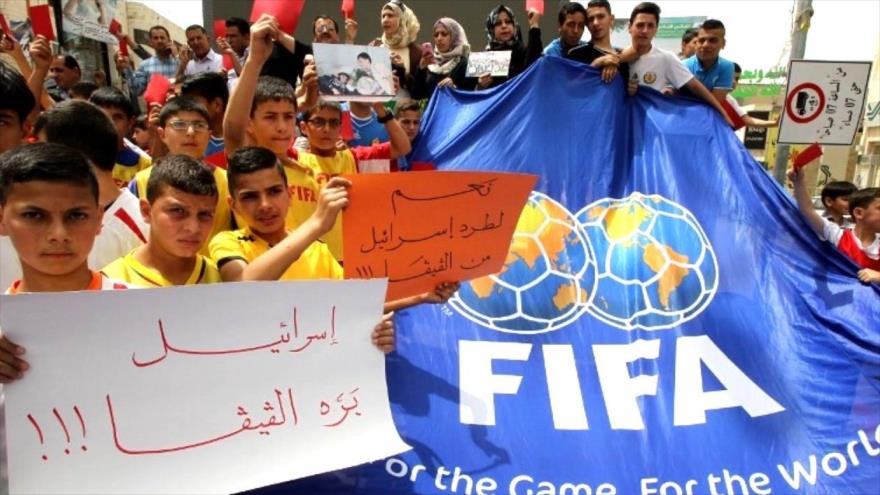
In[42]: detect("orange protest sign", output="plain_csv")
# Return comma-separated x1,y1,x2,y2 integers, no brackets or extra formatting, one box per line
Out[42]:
343,171,537,301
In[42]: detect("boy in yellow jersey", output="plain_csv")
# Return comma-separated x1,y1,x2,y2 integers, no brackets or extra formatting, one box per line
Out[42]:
103,155,222,287
211,147,459,308
0,143,128,383
128,97,233,254
298,100,411,261
223,14,321,237
89,86,152,187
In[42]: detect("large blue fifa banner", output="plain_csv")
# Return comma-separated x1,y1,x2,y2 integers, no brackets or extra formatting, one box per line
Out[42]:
254,57,880,494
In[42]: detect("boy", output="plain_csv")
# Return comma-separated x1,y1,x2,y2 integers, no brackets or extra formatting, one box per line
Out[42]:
33,101,150,272
103,155,222,286
544,2,587,57
180,72,229,165
129,97,233,252
0,143,128,382
789,167,880,284
624,2,734,127
820,181,858,228
89,87,152,187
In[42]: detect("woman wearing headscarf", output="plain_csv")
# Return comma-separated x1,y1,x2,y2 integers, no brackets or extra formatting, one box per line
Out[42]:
474,4,544,90
412,18,473,100
369,0,421,92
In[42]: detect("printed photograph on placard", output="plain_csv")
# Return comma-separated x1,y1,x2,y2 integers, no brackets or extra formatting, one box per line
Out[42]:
466,51,512,78
62,0,119,44
313,43,395,102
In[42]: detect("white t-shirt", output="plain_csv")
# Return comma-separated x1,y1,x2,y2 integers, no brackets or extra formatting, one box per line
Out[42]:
184,50,223,77
820,217,880,259
0,190,150,288
725,94,748,117
630,45,694,92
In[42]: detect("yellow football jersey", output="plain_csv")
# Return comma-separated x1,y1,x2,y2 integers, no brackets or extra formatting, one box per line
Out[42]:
209,226,342,281
102,251,222,287
130,164,234,256
113,149,152,188
281,160,320,232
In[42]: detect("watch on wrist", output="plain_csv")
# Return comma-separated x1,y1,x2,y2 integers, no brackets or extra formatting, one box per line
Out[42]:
377,112,394,124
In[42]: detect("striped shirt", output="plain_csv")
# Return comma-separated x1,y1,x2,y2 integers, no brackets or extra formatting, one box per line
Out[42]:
126,55,179,96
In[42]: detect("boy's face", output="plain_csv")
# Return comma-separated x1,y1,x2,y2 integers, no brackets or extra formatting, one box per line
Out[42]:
97,105,132,149
301,107,342,153
696,27,725,62
0,109,27,154
853,198,880,232
248,100,296,157
396,110,420,141
229,168,290,236
142,186,216,258
823,196,850,218
586,7,613,41
629,13,657,49
158,111,210,158
0,181,102,277
560,12,586,47
133,127,151,148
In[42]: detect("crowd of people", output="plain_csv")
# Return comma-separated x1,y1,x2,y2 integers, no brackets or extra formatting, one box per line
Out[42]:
0,0,878,384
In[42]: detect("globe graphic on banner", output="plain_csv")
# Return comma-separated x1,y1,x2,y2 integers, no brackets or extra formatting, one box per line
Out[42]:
448,192,597,334
576,193,719,330
449,192,719,333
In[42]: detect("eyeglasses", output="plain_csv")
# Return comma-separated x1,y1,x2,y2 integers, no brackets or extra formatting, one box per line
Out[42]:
308,118,342,129
167,120,210,132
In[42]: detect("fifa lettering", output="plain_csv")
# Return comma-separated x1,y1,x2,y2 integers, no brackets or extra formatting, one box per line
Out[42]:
459,337,784,430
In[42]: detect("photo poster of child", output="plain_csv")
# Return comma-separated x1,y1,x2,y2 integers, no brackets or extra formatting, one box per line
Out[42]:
466,51,513,78
313,43,395,102
62,0,119,44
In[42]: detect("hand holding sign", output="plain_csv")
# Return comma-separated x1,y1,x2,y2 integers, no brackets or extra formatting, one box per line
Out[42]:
250,0,305,34
29,4,56,41
343,171,537,301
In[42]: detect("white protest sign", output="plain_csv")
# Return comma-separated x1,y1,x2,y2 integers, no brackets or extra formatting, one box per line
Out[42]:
466,51,512,78
1,279,408,494
313,43,395,102
778,60,872,145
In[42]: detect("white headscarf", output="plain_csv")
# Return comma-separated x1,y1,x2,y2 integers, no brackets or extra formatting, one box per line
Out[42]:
428,18,470,75
380,1,420,49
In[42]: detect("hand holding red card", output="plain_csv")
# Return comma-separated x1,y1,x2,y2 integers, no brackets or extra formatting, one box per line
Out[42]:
0,14,12,37
213,19,227,39
144,74,172,107
526,0,545,15
29,4,56,41
792,143,823,171
250,0,306,34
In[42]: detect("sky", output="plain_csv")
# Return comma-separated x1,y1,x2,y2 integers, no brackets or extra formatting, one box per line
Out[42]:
133,0,880,71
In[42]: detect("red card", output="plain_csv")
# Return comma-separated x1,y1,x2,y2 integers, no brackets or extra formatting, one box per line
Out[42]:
0,14,11,36
719,98,746,130
792,143,823,171
526,0,545,15
144,74,172,107
109,18,122,35
29,4,56,41
341,111,354,142
213,19,227,39
118,39,129,57
250,0,305,34
341,0,355,19
222,53,235,71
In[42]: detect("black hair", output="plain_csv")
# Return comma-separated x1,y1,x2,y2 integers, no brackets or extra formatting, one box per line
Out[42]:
558,2,588,26
55,54,81,71
134,115,149,130
701,19,726,33
394,99,421,117
227,146,287,193
586,0,612,15
301,100,343,122
226,17,250,35
181,72,230,107
0,62,36,124
630,2,660,24
313,15,339,34
0,142,99,205
89,86,135,118
146,154,218,203
149,25,170,38
252,76,296,116
185,25,207,35
682,27,698,43
849,188,880,218
158,97,211,127
821,181,858,204
357,52,372,63
33,100,118,172
70,81,99,99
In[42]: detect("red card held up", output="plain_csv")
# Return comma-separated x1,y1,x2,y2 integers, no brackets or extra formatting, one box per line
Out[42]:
29,4,56,41
250,0,305,34
222,53,235,71
118,39,129,57
340,111,354,142
792,143,823,171
144,74,172,107
213,19,227,39
109,19,122,35
0,14,12,36
341,0,356,19
526,0,545,15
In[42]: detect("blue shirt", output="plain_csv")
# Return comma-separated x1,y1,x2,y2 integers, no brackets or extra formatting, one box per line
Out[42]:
205,136,224,157
348,110,389,148
543,38,587,58
683,55,734,91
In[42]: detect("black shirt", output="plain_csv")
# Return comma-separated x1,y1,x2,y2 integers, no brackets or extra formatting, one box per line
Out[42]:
567,42,630,82
260,40,313,87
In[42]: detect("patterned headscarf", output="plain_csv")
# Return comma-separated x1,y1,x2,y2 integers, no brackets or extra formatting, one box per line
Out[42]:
428,18,470,75
485,4,523,50
380,1,421,49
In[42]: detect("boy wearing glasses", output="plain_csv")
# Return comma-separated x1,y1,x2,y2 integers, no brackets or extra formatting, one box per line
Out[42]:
129,98,234,253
